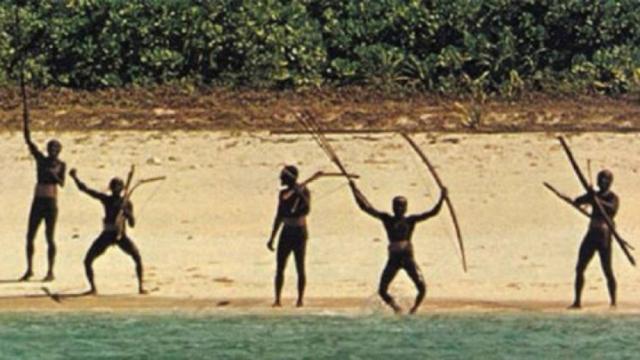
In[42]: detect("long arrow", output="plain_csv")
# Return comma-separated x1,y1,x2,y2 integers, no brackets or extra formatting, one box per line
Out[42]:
543,181,635,251
285,171,359,212
401,133,467,272
14,2,30,136
543,182,590,218
557,136,635,266
294,111,352,177
284,171,359,201
293,111,381,210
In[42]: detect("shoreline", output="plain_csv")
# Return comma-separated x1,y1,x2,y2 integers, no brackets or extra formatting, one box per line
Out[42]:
0,295,633,315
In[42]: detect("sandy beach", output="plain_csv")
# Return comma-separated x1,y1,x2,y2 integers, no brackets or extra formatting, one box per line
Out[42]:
1,130,639,313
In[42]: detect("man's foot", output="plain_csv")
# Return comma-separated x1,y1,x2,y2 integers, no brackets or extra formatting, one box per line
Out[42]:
409,306,419,315
296,299,304,308
43,273,54,282
139,288,149,295
568,302,581,310
272,301,281,307
610,302,617,309
390,302,402,314
19,271,33,282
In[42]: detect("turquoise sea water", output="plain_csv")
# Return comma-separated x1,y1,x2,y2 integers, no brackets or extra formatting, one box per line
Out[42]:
0,312,638,359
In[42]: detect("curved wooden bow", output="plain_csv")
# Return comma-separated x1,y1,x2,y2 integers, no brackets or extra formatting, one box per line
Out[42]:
115,165,166,241
401,133,467,273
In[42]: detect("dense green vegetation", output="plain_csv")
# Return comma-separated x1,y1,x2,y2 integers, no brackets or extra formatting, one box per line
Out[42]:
2,0,639,95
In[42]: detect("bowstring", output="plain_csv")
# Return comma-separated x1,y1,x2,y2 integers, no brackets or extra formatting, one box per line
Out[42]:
298,111,346,172
292,111,352,206
313,180,350,203
136,179,165,219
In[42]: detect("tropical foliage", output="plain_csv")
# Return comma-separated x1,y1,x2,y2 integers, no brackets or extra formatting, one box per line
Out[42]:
1,0,639,95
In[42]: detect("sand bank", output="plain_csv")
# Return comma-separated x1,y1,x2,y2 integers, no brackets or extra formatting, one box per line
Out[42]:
0,131,639,313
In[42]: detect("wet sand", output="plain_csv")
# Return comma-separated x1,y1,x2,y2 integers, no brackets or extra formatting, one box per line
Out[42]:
0,295,634,314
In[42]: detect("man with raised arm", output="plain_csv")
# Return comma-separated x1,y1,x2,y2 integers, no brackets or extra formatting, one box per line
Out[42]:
348,180,446,314
267,165,310,307
20,114,66,281
69,168,146,295
569,170,619,309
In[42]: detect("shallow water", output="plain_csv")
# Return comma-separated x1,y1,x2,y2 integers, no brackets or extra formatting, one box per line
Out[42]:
0,312,638,359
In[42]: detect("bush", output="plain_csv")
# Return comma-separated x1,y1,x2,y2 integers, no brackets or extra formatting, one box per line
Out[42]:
2,0,639,95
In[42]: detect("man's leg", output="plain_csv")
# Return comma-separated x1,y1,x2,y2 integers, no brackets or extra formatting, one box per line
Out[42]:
117,236,146,294
292,232,307,307
404,256,427,315
43,202,58,281
598,242,617,307
274,234,293,307
83,233,111,294
571,238,596,309
21,202,43,281
379,255,402,313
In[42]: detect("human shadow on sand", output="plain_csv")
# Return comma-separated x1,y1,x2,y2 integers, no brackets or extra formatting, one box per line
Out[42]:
0,278,53,284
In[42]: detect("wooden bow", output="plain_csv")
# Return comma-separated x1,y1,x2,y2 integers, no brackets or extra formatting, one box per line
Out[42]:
557,136,635,266
115,165,166,241
401,133,467,272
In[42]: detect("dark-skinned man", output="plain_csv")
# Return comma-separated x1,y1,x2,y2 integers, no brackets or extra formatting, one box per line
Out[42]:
569,170,618,309
267,165,310,307
20,113,65,282
69,169,146,295
348,180,446,314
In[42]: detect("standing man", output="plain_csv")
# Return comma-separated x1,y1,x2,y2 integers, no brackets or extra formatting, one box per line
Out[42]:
569,170,618,309
21,112,66,281
348,180,446,314
267,165,310,307
69,169,146,295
